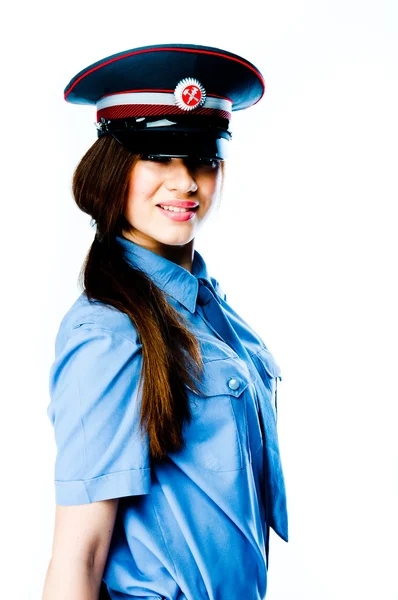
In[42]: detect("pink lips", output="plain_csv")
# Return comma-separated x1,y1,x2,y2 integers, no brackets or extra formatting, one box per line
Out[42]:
157,200,199,209
156,204,197,222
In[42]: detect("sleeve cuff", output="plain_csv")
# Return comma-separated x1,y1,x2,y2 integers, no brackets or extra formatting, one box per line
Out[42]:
55,467,152,505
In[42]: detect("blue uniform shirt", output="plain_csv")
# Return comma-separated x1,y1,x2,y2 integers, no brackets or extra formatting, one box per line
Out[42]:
47,235,288,600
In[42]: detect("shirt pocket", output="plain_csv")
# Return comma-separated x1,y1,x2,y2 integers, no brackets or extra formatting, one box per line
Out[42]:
250,346,282,422
181,356,255,472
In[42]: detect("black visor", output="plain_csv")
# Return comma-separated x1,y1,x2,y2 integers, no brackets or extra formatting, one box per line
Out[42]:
110,130,229,160
96,114,231,160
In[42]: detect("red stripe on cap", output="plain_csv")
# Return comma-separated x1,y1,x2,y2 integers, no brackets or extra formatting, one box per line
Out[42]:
97,105,232,121
64,47,265,103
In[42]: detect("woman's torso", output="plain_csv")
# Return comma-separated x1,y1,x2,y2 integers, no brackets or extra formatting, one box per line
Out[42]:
47,238,287,600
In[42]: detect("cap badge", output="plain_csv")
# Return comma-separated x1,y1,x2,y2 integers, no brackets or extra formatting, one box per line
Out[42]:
174,78,206,111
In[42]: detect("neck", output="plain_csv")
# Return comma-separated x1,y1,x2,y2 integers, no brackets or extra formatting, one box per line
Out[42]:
121,229,195,273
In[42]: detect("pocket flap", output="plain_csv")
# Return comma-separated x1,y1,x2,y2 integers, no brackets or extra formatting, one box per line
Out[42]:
190,356,255,398
251,346,282,380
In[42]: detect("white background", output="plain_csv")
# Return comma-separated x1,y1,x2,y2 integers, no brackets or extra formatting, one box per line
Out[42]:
2,1,397,598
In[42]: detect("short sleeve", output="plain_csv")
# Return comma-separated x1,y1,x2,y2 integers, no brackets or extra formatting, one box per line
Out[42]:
46,323,151,505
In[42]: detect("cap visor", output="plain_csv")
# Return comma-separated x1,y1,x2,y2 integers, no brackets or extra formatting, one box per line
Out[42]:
109,130,229,160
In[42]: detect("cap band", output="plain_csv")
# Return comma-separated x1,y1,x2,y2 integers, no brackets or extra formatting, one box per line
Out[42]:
96,92,232,121
97,92,232,111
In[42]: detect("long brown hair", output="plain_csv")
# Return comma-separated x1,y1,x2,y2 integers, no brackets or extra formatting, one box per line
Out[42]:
72,135,223,462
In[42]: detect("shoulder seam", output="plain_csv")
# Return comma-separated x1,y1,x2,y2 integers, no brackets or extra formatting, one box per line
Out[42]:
71,322,141,347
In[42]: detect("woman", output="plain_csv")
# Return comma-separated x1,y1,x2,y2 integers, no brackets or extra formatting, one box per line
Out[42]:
43,43,288,600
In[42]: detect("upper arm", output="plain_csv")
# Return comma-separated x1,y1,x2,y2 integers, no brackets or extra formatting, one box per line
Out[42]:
46,323,152,506
51,499,119,577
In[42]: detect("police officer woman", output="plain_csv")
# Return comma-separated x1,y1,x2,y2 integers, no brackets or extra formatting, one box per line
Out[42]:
42,43,288,600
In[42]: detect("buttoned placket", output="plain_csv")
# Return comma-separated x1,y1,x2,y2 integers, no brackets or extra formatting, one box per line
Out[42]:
196,277,266,395
196,279,249,360
196,277,272,568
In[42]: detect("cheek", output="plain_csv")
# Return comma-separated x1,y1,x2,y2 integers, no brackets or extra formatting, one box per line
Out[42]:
125,173,160,212
199,171,222,199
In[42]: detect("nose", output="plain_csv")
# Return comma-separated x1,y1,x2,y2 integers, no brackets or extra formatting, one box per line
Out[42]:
164,159,198,194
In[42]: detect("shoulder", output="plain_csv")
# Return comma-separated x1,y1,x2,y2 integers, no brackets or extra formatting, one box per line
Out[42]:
53,292,140,353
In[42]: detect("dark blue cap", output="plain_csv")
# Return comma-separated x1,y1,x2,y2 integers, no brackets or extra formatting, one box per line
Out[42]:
64,43,265,160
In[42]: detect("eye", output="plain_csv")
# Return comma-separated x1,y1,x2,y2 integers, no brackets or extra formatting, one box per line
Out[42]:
190,157,221,169
141,154,172,164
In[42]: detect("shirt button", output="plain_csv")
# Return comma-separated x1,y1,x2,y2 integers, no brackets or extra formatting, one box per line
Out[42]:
228,378,240,391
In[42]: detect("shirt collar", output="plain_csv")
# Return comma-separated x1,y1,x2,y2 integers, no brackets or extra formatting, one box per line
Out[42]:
115,235,213,314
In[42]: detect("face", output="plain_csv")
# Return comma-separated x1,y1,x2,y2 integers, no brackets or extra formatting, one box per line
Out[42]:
121,155,223,250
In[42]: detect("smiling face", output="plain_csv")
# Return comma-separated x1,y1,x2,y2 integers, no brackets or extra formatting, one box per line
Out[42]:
121,155,223,252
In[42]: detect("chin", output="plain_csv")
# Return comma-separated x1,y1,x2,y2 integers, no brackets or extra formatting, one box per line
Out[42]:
160,236,193,247
155,230,194,247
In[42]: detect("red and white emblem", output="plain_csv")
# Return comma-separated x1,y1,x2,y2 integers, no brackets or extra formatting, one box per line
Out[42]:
174,77,206,111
